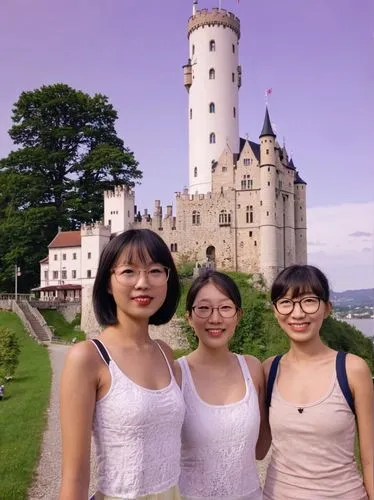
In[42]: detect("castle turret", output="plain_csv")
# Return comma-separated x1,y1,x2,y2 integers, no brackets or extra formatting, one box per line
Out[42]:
259,107,278,286
294,167,307,264
186,4,241,194
104,185,135,235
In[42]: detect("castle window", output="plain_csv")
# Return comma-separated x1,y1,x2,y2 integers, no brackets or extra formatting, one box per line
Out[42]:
190,108,192,119
249,231,253,237
222,166,227,172
87,270,92,278
243,158,251,166
194,166,197,177
62,270,67,280
88,252,91,259
233,106,236,118
241,175,253,190
268,181,270,186
267,211,269,216
209,40,216,52
250,205,253,223
53,271,58,279
72,270,77,279
232,73,235,82
279,181,282,189
266,149,269,154
54,254,58,261
254,241,257,246
73,253,77,260
219,210,231,226
44,270,48,280
192,210,201,225
268,167,270,172
209,132,216,144
170,243,178,253
62,253,66,261
232,44,235,53
192,44,195,55
108,219,111,226
209,68,215,80
209,102,215,113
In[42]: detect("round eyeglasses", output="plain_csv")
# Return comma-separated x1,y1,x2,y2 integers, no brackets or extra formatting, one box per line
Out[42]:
192,305,238,319
273,296,321,315
112,265,170,287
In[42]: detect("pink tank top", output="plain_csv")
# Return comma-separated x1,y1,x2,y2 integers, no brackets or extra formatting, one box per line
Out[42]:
263,357,368,500
91,340,185,498
178,355,262,500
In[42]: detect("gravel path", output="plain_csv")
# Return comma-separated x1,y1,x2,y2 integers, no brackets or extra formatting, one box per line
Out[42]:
28,343,97,500
27,343,269,499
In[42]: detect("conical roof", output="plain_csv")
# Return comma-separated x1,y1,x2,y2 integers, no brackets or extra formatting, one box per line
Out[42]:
259,107,276,138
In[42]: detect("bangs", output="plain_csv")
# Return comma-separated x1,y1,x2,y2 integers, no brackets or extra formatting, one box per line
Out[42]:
114,231,168,267
271,265,329,302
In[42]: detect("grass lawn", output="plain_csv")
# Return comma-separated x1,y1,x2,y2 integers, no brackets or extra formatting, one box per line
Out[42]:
41,309,85,343
0,311,51,499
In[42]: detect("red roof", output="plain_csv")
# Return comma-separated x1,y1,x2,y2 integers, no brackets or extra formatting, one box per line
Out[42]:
33,284,82,291
48,231,81,249
39,256,49,264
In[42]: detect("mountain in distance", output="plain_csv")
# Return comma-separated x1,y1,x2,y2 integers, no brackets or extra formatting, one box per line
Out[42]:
331,289,374,307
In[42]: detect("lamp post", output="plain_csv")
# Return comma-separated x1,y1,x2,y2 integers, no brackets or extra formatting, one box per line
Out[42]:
14,265,21,302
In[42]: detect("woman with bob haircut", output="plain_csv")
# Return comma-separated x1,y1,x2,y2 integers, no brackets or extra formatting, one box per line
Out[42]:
263,264,373,500
59,229,185,500
177,270,271,500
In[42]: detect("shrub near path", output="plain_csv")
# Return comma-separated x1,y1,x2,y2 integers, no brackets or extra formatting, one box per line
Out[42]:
0,311,51,499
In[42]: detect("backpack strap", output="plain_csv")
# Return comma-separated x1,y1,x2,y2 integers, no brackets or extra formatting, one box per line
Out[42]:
336,351,356,416
266,355,283,409
91,338,111,366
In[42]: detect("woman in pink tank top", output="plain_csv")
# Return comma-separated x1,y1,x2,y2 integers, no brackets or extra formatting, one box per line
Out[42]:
176,271,271,499
263,265,373,500
59,229,185,500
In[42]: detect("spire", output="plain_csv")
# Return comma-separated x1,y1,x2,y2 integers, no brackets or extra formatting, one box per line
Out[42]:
288,157,296,170
259,107,276,138
294,170,307,185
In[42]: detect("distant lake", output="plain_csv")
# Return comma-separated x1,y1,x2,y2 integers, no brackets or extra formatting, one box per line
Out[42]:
345,318,374,338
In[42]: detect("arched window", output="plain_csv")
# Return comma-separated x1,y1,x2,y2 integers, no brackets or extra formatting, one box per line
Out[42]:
233,106,236,118
209,40,216,52
194,166,197,177
209,132,216,144
209,102,215,113
192,210,201,225
219,210,231,225
192,44,195,56
190,108,192,119
209,68,215,80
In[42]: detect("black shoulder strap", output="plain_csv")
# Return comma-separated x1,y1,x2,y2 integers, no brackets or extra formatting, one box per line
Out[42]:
336,351,356,416
266,355,283,409
91,338,110,366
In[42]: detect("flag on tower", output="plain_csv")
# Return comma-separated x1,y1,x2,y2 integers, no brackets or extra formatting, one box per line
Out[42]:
265,88,272,97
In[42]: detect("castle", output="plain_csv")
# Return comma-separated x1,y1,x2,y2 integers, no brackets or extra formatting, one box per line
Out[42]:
36,2,307,336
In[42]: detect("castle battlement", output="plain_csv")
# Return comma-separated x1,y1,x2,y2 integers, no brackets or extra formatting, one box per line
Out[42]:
80,222,111,237
188,8,240,39
104,185,134,199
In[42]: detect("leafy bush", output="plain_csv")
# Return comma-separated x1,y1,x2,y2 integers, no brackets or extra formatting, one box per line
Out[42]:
0,326,21,381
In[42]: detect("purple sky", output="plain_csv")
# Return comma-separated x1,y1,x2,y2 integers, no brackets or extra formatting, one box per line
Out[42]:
1,0,373,290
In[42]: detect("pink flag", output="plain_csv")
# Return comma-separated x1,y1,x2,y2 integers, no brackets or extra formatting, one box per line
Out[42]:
265,88,273,96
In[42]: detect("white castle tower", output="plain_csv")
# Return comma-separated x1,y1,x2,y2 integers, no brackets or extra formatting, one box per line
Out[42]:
103,185,135,235
183,1,241,194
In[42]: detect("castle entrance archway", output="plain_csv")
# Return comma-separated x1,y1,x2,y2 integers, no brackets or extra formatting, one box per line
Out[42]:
206,246,216,269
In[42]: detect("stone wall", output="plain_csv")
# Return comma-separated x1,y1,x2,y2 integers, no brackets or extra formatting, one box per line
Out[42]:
57,303,81,323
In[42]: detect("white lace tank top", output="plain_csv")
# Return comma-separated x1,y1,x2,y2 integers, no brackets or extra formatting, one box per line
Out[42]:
178,355,262,500
91,339,185,499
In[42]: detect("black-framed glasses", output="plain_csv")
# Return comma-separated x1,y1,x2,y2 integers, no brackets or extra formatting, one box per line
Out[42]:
112,264,170,287
273,296,321,315
192,304,238,319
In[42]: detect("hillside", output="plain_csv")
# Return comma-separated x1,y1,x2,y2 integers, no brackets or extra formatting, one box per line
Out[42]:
331,289,374,307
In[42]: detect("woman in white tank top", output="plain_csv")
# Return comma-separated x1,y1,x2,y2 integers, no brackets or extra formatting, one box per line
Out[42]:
176,271,271,500
59,229,185,500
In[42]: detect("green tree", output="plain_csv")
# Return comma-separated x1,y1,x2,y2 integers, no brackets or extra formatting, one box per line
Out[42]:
0,83,142,291
0,327,21,381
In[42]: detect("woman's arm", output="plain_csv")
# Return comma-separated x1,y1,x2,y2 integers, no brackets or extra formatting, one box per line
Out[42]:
59,342,98,500
348,354,374,500
245,356,272,460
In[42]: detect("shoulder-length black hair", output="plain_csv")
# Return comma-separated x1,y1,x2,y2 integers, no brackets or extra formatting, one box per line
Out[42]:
186,270,242,314
93,229,180,326
271,265,330,302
